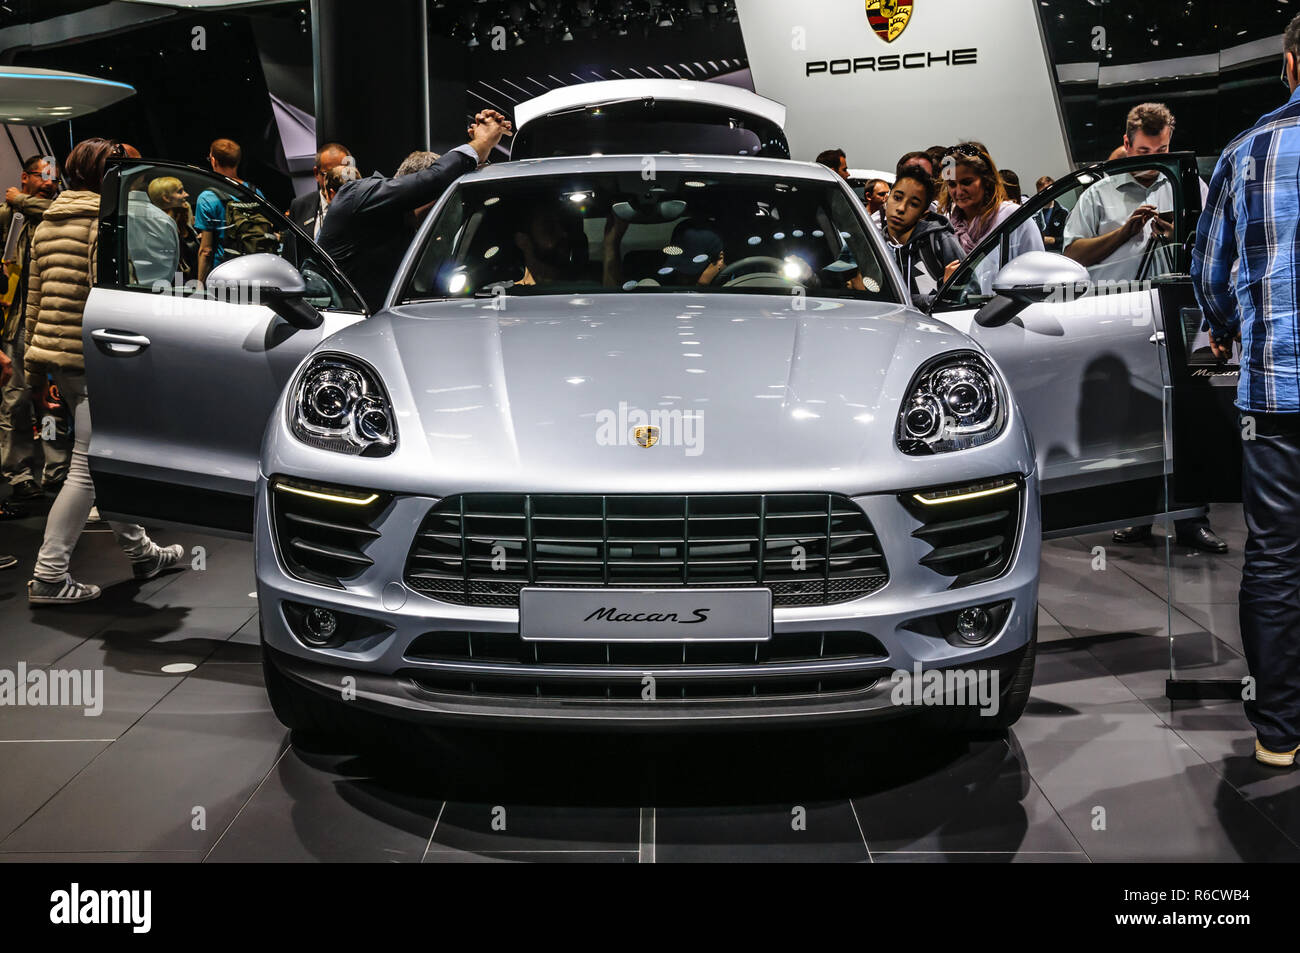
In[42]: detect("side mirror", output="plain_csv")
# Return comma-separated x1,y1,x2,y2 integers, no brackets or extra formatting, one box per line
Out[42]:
975,251,1090,327
206,253,323,330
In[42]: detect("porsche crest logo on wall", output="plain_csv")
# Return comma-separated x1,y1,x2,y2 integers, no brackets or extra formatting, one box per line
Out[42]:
866,0,913,43
633,426,660,449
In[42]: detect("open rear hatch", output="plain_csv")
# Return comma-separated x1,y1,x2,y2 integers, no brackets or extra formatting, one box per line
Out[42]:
510,78,789,160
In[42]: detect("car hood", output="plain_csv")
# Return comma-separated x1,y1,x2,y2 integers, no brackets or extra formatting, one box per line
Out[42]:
292,293,1024,495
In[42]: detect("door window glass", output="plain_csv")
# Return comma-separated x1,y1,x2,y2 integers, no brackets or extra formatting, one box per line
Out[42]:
112,161,363,312
934,160,1190,313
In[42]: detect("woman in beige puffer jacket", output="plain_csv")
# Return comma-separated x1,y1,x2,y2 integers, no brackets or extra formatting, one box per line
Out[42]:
23,138,183,605
24,189,100,370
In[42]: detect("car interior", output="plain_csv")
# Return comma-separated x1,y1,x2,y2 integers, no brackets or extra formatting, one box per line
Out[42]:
406,173,892,301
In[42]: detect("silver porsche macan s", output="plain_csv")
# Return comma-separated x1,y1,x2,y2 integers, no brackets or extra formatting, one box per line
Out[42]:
248,152,1041,736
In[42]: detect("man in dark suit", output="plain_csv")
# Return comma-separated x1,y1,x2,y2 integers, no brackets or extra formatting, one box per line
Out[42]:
318,110,510,311
1033,175,1069,251
288,142,350,240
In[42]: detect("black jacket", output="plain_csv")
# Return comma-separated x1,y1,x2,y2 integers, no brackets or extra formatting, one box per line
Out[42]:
1034,202,1069,251
318,149,478,310
877,208,966,309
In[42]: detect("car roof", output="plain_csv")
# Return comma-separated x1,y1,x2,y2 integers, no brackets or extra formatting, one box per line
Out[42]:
465,153,844,184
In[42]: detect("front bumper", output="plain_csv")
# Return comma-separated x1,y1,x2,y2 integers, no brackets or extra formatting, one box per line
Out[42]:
255,472,1040,729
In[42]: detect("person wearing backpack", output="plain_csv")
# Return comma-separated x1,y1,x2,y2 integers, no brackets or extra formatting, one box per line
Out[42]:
195,138,270,284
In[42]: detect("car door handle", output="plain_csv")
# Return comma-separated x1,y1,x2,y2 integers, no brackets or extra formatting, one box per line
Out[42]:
1149,332,1166,344
91,329,151,355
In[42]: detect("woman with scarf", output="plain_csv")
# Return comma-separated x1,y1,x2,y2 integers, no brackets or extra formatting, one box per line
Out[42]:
941,142,1043,294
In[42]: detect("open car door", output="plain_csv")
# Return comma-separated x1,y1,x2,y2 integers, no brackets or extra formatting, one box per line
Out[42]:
82,158,368,536
926,152,1237,536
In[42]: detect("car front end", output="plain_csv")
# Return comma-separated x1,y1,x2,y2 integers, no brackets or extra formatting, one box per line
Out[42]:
255,155,1039,733
254,307,1038,732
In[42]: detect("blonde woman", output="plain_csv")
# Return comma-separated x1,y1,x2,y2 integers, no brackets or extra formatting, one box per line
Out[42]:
148,176,198,278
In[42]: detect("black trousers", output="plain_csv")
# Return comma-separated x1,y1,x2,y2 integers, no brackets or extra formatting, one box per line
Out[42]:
1240,411,1300,750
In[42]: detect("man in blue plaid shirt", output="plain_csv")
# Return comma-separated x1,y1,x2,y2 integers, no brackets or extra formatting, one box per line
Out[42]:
1192,14,1300,767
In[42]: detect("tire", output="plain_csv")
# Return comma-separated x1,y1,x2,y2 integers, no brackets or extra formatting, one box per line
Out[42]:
261,647,362,749
921,614,1038,736
261,644,435,762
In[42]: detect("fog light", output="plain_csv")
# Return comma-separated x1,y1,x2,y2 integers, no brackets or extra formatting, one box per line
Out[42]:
956,606,991,644
303,607,338,645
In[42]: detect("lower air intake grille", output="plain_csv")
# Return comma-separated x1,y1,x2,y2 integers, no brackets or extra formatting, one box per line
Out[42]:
901,477,1023,588
400,629,888,701
270,478,389,589
404,493,889,608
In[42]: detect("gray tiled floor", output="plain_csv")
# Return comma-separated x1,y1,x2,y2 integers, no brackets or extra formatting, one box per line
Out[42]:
1,502,1293,862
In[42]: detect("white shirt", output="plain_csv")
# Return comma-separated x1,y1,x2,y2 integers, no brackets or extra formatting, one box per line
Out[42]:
127,191,179,285
1063,171,1210,282
965,201,1045,295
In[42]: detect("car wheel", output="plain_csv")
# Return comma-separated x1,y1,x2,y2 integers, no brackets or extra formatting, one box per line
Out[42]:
261,642,436,763
922,613,1038,736
261,647,360,749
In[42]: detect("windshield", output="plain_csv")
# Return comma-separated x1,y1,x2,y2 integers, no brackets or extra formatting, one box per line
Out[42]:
400,170,897,304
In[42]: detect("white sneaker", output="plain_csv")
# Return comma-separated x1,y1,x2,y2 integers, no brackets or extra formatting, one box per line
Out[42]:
132,543,185,581
1255,739,1299,767
28,574,101,605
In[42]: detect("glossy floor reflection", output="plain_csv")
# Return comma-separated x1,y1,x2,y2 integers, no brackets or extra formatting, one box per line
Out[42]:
0,503,1289,862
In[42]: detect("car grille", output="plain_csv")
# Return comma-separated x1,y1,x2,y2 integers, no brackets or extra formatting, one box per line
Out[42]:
270,478,390,589
400,629,889,701
403,493,889,608
900,477,1023,588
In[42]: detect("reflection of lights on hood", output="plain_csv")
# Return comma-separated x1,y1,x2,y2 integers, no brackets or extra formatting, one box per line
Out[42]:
484,196,500,206
565,377,586,384
448,272,468,293
685,180,706,188
568,192,588,202
791,408,820,420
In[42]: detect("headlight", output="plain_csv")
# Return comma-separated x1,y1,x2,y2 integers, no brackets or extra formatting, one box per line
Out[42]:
897,351,1006,454
290,354,396,456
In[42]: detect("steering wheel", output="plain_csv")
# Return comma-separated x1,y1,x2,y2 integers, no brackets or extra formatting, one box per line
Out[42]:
711,255,787,286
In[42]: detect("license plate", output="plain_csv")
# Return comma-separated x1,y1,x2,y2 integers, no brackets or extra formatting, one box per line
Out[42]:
519,587,773,642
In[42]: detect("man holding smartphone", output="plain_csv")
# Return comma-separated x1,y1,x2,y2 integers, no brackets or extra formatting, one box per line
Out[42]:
1063,103,1226,553
1063,103,1206,281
